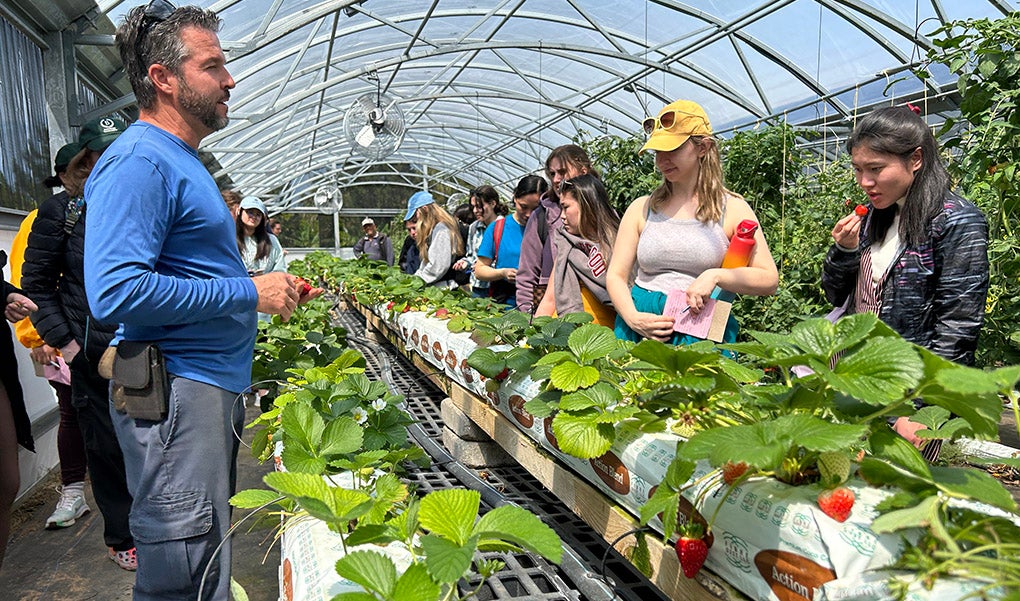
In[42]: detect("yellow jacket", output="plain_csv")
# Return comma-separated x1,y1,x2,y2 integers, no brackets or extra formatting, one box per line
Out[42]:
10,210,45,349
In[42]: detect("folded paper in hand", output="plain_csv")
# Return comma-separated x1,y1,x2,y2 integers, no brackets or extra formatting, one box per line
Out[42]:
663,289,731,342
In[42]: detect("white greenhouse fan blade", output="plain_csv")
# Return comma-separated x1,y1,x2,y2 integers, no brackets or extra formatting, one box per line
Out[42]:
355,123,377,147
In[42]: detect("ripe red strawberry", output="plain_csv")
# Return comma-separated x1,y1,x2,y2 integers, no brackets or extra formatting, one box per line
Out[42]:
817,487,855,523
721,461,748,485
434,307,450,318
494,367,509,382
386,301,396,311
854,204,869,217
675,524,708,578
294,277,312,296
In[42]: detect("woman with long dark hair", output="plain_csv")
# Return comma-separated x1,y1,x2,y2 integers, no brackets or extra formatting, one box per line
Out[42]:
536,174,619,326
473,175,546,306
822,105,989,453
236,196,286,276
454,186,509,297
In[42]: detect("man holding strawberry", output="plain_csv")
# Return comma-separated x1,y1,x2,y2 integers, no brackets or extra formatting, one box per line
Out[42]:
83,3,321,598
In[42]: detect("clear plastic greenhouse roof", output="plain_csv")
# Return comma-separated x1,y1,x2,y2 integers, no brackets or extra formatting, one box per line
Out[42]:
92,0,1015,211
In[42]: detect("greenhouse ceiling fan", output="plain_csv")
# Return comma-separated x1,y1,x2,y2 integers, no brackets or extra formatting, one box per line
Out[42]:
313,169,343,214
343,73,405,161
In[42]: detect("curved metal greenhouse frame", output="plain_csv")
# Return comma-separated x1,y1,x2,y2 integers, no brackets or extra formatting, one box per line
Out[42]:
6,0,1015,211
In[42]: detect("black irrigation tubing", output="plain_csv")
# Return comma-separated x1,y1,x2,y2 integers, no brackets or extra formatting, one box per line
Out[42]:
346,329,619,601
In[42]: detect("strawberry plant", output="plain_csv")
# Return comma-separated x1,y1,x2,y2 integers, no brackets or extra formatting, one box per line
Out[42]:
521,323,635,458
234,483,563,601
248,350,424,472
252,295,349,403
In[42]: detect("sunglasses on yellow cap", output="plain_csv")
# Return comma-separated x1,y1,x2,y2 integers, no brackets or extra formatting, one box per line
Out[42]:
642,109,707,136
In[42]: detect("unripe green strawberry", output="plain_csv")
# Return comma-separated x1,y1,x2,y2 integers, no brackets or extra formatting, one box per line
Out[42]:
817,451,852,487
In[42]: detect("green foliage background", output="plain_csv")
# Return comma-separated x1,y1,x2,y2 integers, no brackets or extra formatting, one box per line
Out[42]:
574,11,1020,367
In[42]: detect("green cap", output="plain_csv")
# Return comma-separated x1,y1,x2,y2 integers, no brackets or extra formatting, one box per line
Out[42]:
53,142,81,173
78,114,128,152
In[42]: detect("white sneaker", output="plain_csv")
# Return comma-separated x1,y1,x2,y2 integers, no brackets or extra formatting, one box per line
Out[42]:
46,486,90,529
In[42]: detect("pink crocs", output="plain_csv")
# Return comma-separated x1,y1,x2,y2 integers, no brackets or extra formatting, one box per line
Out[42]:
109,547,138,571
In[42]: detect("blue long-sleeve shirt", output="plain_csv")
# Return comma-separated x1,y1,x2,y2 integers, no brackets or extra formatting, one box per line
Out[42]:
84,122,259,393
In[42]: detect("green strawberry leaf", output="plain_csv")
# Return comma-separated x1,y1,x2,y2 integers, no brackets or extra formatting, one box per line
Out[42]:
319,416,364,457
559,382,621,412
551,410,615,459
503,346,542,371
568,324,618,364
916,349,1002,440
475,505,563,563
262,472,336,521
789,317,837,356
335,550,397,597
929,465,1018,512
280,443,326,474
281,402,325,453
344,524,400,547
936,363,1020,395
678,423,786,470
391,563,440,601
824,337,923,405
773,414,869,452
629,339,719,375
229,488,283,509
833,313,880,353
550,361,600,392
640,483,680,537
870,495,940,533
421,533,477,583
419,489,480,546
534,350,574,366
466,348,506,378
523,398,557,418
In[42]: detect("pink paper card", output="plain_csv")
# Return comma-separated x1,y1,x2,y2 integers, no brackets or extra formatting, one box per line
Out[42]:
663,289,732,342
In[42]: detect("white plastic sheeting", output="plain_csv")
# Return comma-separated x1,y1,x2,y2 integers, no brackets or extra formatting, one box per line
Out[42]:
74,1,1020,208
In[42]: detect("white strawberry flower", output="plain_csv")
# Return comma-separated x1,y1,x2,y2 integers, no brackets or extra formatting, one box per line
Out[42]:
352,407,369,424
371,398,387,412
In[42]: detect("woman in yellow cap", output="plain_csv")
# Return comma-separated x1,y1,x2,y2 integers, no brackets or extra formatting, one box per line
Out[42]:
607,99,778,345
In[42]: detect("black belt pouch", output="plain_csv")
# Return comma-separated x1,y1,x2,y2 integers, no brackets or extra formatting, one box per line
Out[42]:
112,341,169,421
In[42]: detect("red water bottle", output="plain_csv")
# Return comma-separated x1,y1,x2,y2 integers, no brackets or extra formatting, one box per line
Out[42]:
721,219,759,269
712,219,758,301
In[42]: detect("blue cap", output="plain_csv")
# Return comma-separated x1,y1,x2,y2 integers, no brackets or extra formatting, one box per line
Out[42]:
404,190,434,221
239,196,268,218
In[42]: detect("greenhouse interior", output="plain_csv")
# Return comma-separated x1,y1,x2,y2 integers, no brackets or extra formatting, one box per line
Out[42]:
1,0,1020,600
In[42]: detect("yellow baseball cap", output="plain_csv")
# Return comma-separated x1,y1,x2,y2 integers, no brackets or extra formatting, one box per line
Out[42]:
639,100,712,153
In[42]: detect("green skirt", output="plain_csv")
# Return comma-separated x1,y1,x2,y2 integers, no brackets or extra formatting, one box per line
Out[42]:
614,285,739,347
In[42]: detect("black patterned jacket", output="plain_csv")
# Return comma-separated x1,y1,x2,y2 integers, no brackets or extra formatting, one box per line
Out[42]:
822,192,989,365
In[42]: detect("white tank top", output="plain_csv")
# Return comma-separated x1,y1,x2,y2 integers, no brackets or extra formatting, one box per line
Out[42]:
634,208,729,293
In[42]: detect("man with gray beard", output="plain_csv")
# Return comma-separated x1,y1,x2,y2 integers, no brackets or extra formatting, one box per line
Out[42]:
83,2,318,598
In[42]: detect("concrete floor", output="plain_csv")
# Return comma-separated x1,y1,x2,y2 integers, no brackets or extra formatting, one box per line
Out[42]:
1,404,279,601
